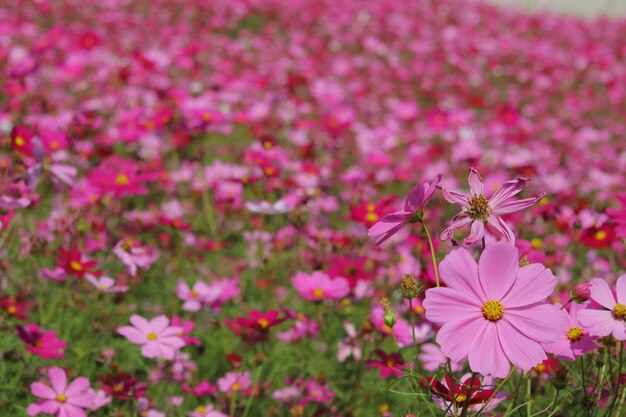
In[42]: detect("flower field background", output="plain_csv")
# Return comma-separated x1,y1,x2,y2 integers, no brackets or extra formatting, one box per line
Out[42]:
1,0,626,416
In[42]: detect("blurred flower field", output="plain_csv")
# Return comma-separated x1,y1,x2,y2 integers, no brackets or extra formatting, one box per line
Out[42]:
1,0,626,416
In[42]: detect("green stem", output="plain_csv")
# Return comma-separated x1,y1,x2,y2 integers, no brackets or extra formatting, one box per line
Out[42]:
408,298,419,369
459,372,477,417
422,223,440,287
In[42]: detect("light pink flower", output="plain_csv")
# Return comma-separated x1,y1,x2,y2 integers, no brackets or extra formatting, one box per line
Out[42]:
337,321,361,362
368,174,441,245
27,367,94,417
117,315,184,360
423,242,566,378
418,343,462,373
544,302,596,360
86,275,129,293
176,280,220,312
577,276,626,341
113,238,160,277
188,404,228,417
217,371,251,394
292,271,350,301
440,168,544,246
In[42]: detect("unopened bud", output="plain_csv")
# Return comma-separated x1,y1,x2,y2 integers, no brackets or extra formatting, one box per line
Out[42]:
571,282,591,303
400,274,424,299
381,297,396,328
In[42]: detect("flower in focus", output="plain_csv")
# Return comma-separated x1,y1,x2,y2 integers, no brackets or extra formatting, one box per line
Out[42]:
17,324,67,360
368,174,441,245
577,276,626,341
543,302,596,360
117,315,184,360
27,367,94,417
292,271,350,301
423,242,566,378
440,168,544,246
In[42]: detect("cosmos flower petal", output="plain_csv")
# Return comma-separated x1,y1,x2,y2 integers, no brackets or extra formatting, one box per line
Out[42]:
615,275,626,305
467,322,509,378
117,326,147,344
436,317,486,364
491,194,544,215
440,216,472,240
488,177,530,208
129,315,152,333
31,383,57,400
577,309,616,338
502,264,557,308
468,168,484,197
67,392,95,408
463,220,484,246
478,242,518,300
141,342,161,358
437,247,485,301
498,320,546,370
423,287,483,324
64,377,90,396
485,214,515,242
149,315,170,333
589,278,617,309
48,367,67,394
373,222,407,246
440,188,469,206
506,304,568,343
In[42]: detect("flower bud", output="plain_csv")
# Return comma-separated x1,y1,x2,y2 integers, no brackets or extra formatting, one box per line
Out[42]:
571,282,591,303
400,274,424,300
381,297,396,328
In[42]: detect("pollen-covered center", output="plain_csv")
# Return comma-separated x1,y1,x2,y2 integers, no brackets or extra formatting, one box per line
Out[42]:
566,326,583,341
147,332,158,341
482,300,504,321
467,194,491,220
56,393,66,403
455,394,467,404
612,303,626,321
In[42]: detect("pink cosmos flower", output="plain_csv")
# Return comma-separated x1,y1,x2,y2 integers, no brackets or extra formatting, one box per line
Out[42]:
27,367,94,417
17,324,67,360
217,371,251,394
188,404,228,417
577,276,626,341
337,321,361,362
440,168,544,246
543,302,596,360
423,242,566,378
117,315,184,360
368,174,441,245
113,238,160,277
86,275,129,293
418,343,462,373
176,279,220,312
292,271,350,301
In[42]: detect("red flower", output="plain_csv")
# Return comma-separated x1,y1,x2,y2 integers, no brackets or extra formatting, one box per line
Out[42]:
0,295,33,320
425,374,496,407
349,197,395,228
235,310,287,331
10,126,35,158
579,224,616,249
99,372,147,401
58,247,100,278
365,350,405,378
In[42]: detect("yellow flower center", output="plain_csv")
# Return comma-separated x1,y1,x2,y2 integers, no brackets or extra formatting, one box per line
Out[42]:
15,136,25,146
147,332,158,341
70,261,83,271
482,300,504,321
263,167,274,176
56,393,66,403
455,394,467,404
191,289,199,299
50,141,59,150
613,304,626,321
530,238,543,250
231,382,241,392
566,326,583,341
365,212,379,222
115,173,129,185
313,288,324,298
196,406,207,413
258,319,269,329
467,194,491,220
7,305,17,314
595,230,607,241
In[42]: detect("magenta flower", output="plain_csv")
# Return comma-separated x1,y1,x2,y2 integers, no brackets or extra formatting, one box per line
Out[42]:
423,242,566,378
113,238,160,277
368,174,441,245
176,279,220,312
440,168,544,246
217,371,251,394
17,324,67,360
117,315,184,360
543,302,596,360
577,276,626,341
292,271,350,301
27,367,94,417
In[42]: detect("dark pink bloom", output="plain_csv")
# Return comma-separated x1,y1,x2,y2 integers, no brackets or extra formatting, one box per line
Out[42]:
292,271,350,301
440,168,544,246
17,324,67,359
368,174,441,245
27,367,94,417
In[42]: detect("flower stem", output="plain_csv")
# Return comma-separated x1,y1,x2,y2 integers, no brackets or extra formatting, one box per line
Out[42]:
459,372,477,417
408,298,419,370
422,223,440,287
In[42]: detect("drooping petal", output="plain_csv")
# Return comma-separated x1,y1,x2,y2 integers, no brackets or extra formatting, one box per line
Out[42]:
467,322,510,378
487,177,530,208
589,278,616,309
577,309,617,338
491,194,545,215
485,214,515,242
616,275,626,305
423,287,483,324
501,264,557,308
436,317,486,364
463,220,484,246
31,383,57,400
468,168,484,197
498,320,546,370
478,242,518,300
437,247,485,301
48,367,67,394
373,222,407,246
440,216,472,240
506,304,568,343
441,188,469,206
